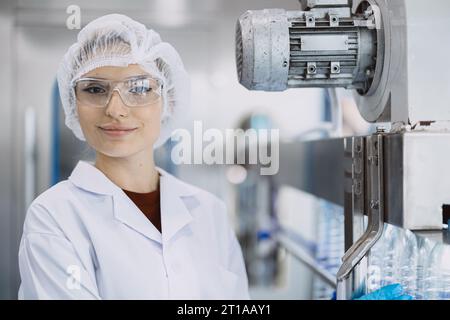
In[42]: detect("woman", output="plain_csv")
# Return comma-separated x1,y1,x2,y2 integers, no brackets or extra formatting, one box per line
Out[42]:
18,14,249,300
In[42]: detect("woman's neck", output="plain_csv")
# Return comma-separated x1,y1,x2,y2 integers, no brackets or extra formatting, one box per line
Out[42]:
94,149,159,193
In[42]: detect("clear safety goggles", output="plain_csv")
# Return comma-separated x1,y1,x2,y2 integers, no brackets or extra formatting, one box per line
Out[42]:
73,76,163,108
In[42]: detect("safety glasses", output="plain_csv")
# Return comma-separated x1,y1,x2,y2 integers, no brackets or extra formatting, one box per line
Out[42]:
73,76,163,108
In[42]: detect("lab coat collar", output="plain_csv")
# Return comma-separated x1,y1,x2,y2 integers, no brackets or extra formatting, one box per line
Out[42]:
69,161,198,244
69,161,198,197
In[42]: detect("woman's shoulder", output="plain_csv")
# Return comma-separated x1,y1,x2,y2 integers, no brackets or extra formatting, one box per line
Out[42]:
23,180,76,235
30,180,77,209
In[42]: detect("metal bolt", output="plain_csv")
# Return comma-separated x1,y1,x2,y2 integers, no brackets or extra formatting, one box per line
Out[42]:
376,126,386,133
370,200,380,210
308,64,317,74
354,180,362,195
354,158,362,174
373,140,378,150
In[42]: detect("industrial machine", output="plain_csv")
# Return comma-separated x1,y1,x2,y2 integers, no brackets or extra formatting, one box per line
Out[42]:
236,0,450,299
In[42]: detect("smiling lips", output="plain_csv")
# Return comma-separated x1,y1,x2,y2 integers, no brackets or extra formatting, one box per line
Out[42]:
98,124,138,137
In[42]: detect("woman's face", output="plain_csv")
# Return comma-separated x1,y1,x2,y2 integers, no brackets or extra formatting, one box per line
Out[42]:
76,64,162,158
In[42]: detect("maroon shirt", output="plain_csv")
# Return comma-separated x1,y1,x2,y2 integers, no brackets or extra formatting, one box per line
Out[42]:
122,183,161,232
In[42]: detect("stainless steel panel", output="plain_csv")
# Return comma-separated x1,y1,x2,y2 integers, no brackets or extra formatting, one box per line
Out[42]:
275,139,346,206
384,132,450,230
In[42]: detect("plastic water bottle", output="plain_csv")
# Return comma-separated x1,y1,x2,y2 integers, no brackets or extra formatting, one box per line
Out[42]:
367,224,401,292
312,201,345,300
367,228,385,292
380,224,402,287
367,225,450,299
398,229,419,298
424,244,450,300
415,237,435,300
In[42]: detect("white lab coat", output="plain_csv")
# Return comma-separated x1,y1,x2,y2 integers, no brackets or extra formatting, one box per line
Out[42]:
18,161,250,300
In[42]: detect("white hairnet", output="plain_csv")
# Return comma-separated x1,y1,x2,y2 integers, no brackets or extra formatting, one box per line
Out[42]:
57,14,190,148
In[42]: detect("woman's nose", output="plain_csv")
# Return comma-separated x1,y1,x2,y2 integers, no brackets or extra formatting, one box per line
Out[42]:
104,91,129,118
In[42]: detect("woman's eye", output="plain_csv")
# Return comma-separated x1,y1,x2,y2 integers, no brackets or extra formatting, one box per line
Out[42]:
129,86,152,94
83,86,106,94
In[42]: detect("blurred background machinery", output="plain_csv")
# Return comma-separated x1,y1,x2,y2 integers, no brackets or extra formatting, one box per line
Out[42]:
236,0,450,299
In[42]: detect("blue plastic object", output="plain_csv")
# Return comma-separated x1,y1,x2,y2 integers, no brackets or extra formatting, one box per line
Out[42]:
355,284,413,300
331,284,413,300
